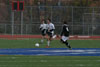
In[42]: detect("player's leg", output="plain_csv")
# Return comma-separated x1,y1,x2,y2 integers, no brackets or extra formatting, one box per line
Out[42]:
61,36,72,49
41,35,44,43
46,33,52,48
61,39,72,49
47,37,50,47
65,40,72,49
41,30,46,43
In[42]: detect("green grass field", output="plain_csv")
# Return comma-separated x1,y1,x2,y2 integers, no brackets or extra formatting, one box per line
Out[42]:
0,38,100,48
0,38,100,67
0,56,100,67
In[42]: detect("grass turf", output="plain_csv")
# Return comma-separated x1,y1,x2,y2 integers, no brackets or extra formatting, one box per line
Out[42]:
0,56,100,67
0,38,100,67
0,38,100,48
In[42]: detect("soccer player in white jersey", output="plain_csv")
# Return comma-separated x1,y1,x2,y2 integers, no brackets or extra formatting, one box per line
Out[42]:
60,21,72,49
46,18,55,48
39,19,47,43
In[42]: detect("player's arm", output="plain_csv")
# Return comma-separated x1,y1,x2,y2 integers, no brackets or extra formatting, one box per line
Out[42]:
39,24,42,31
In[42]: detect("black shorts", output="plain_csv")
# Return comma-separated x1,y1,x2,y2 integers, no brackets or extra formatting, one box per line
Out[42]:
47,32,53,38
41,29,46,36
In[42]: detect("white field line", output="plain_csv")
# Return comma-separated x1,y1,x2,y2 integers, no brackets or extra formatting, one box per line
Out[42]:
0,56,100,59
0,64,100,67
0,60,100,62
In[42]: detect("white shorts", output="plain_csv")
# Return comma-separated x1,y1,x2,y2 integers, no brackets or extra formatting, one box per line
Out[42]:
61,36,69,42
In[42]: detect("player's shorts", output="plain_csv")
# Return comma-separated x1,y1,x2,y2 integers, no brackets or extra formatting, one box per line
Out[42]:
47,31,54,38
61,36,69,42
41,29,46,36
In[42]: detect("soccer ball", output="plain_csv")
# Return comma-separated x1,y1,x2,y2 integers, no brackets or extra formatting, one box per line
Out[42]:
35,43,39,47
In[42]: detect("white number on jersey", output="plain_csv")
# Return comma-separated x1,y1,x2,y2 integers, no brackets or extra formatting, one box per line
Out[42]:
66,27,69,31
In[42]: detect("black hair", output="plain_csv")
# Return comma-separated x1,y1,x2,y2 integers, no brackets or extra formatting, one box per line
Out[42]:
47,18,51,22
41,19,46,24
63,21,68,24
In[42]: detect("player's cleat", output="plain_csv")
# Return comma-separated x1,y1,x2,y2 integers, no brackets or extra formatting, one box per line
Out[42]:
69,47,72,50
67,43,72,50
68,46,72,50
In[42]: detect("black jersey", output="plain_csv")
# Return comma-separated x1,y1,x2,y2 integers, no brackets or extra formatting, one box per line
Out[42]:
60,24,69,37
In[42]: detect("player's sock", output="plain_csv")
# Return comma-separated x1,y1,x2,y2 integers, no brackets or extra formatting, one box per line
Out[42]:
41,39,44,43
47,41,50,46
65,41,72,49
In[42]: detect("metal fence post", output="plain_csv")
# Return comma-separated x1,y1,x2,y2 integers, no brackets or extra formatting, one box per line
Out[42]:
26,24,27,34
31,7,33,24
21,11,24,35
30,6,33,34
88,25,89,36
4,24,6,34
72,6,74,35
82,15,85,35
11,11,14,36
51,6,52,22
92,7,95,36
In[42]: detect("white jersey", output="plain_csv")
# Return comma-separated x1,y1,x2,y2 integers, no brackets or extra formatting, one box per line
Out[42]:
39,23,47,31
47,23,55,31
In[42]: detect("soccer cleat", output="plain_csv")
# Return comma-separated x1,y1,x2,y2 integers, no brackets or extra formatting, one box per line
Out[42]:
68,46,72,50
67,43,72,50
69,47,72,50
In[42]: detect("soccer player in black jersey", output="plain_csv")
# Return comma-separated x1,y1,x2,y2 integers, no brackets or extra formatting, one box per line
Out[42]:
60,21,72,49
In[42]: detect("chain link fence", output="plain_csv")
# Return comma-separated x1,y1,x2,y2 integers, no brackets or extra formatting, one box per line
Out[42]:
0,5,100,35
